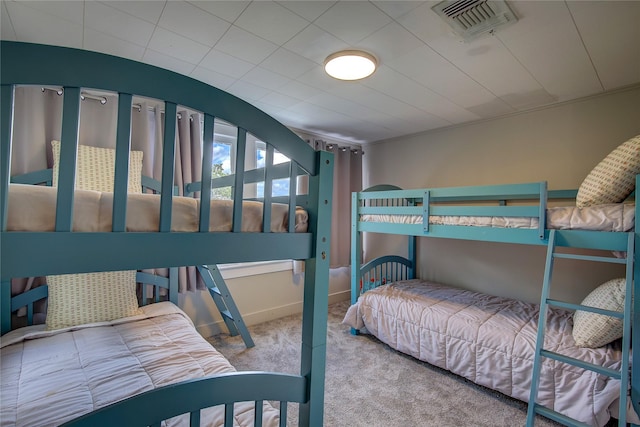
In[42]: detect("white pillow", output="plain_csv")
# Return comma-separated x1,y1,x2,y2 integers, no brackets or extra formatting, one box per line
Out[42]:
46,271,142,330
576,134,640,207
51,140,143,193
572,278,626,348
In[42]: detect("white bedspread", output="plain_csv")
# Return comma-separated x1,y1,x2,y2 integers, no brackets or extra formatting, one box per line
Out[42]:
0,302,279,427
7,183,307,233
361,202,635,232
343,280,634,427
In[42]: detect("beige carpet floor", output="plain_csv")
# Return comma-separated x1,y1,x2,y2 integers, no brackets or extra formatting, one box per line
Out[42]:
208,300,615,427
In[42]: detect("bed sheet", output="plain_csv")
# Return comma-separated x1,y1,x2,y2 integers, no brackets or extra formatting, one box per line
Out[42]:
7,183,308,233
361,203,634,232
0,302,280,427
343,279,635,427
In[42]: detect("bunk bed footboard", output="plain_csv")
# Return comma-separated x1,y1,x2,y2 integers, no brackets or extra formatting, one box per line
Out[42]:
62,371,307,427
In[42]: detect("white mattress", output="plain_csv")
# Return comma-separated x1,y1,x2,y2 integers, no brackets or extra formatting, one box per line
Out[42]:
0,302,280,427
361,203,635,232
343,280,636,427
7,183,308,233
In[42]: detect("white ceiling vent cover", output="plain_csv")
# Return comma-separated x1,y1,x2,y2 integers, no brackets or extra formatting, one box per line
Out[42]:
432,0,518,42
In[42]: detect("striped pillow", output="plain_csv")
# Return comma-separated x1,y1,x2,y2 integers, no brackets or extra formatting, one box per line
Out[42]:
576,135,640,207
46,271,142,330
572,278,626,348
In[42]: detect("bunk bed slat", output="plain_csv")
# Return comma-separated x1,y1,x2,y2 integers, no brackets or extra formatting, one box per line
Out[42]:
112,92,133,232
233,128,247,233
159,101,177,232
198,114,215,233
55,86,81,232
0,84,12,232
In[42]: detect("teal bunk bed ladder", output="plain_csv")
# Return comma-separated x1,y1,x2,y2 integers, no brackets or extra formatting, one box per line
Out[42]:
527,229,634,427
198,265,254,349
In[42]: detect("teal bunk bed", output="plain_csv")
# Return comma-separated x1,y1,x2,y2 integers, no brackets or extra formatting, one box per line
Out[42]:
348,155,640,427
0,42,333,427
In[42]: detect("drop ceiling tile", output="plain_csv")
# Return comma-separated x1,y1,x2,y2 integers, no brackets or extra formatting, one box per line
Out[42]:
100,0,165,24
189,66,236,91
187,1,250,24
275,80,325,101
314,1,391,44
242,67,290,91
258,91,304,109
215,25,278,65
234,2,310,45
86,2,156,46
148,27,210,65
200,49,254,79
371,1,425,20
358,22,425,63
296,67,344,92
84,28,146,61
276,1,336,22
568,1,640,90
142,49,197,76
260,48,318,80
159,1,230,47
390,45,510,111
496,1,602,101
11,1,83,24
363,66,478,124
4,1,82,48
1,2,16,40
283,24,348,64
227,80,272,102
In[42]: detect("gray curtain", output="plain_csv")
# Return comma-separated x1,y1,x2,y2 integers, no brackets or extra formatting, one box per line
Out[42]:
10,87,205,297
296,139,363,270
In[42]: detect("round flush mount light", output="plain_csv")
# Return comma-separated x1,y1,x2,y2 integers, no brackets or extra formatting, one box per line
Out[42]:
324,50,377,81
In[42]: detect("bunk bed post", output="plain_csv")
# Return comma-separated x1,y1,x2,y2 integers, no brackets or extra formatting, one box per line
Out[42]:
299,150,333,427
0,84,13,335
634,174,640,419
407,236,416,280
351,191,362,305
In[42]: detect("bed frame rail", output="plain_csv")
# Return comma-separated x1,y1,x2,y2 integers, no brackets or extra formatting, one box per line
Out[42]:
359,255,414,296
61,371,307,427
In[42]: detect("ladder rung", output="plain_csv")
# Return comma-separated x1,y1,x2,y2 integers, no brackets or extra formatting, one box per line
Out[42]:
533,404,591,427
220,310,233,320
539,350,621,379
546,299,624,319
553,253,627,264
209,286,221,296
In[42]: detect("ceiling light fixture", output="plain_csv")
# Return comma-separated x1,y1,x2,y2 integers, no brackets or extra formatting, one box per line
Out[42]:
324,50,377,81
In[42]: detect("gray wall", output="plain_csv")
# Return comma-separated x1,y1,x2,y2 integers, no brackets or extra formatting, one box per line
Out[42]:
363,86,640,304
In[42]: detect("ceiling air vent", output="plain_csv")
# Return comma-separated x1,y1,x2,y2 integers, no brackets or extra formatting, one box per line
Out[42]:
432,0,518,42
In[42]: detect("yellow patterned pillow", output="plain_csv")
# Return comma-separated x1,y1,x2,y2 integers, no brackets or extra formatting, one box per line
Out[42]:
572,278,626,348
576,134,640,207
51,140,143,193
46,271,142,330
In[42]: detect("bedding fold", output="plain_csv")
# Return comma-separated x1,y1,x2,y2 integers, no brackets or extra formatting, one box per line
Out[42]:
1,302,279,427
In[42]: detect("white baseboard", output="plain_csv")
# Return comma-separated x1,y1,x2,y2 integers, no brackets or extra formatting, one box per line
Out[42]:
195,290,350,338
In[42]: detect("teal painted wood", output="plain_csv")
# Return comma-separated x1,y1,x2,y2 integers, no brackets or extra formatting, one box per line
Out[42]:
233,129,247,233
1,41,316,175
1,85,13,233
299,150,333,427
1,232,313,280
111,93,133,232
159,102,177,233
263,145,274,232
633,175,640,421
60,371,307,427
55,86,81,232
199,114,215,233
527,230,634,426
9,168,53,185
199,264,255,348
359,255,413,295
423,190,430,232
1,280,11,335
351,192,361,307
